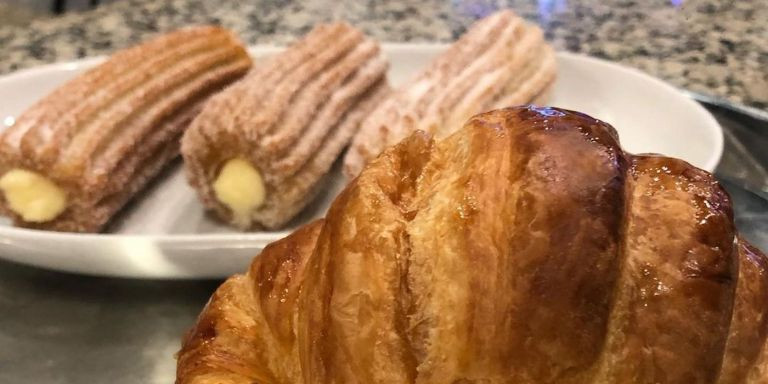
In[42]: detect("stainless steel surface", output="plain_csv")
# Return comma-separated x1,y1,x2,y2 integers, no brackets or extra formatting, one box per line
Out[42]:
0,103,766,383
686,91,768,123
706,95,768,202
709,98,768,249
0,264,219,383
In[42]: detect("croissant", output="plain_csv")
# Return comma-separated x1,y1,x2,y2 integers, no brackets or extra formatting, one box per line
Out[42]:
176,106,768,384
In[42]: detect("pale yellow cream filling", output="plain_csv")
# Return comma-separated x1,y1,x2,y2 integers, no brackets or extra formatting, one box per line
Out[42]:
0,169,67,222
213,158,266,227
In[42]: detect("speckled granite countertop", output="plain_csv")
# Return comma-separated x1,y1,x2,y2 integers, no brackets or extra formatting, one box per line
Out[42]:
0,0,766,109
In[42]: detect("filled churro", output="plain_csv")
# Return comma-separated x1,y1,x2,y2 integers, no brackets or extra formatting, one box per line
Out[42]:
182,22,388,230
0,26,252,232
343,9,556,177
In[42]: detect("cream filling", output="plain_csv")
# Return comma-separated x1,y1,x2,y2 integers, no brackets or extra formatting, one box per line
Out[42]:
0,169,68,223
213,158,266,227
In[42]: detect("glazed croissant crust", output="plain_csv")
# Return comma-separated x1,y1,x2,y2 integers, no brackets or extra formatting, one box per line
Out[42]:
176,106,768,384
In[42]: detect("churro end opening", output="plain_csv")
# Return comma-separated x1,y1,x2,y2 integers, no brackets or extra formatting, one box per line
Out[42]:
213,158,266,227
0,169,68,223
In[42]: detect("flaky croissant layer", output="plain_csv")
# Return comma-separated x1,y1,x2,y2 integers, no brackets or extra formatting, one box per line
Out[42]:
177,106,768,384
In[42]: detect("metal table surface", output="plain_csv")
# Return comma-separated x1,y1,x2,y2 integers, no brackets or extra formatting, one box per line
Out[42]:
0,103,766,384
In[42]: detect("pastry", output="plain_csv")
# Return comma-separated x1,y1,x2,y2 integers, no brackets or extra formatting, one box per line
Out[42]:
0,26,252,232
176,106,768,384
343,9,557,177
181,22,388,230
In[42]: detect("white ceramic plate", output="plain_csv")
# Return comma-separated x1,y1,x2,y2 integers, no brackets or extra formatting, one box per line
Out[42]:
0,44,723,278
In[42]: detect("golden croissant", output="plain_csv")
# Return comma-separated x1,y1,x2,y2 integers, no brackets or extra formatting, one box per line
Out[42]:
176,106,768,384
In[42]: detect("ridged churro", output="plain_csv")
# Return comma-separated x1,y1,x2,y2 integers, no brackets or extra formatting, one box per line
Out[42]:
0,26,252,232
181,23,388,230
343,9,556,177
